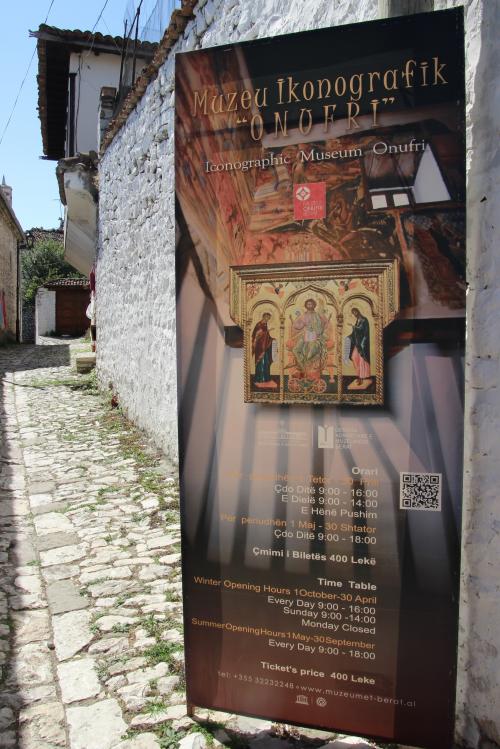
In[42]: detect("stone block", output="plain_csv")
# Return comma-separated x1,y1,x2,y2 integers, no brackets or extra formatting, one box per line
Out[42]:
67,699,127,749
12,609,51,645
53,610,93,661
75,353,96,373
57,657,101,703
47,579,89,614
19,702,66,747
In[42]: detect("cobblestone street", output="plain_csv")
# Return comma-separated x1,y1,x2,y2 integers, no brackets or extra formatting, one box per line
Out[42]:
0,341,390,749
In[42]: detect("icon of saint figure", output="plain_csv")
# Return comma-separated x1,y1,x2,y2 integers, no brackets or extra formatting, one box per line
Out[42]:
347,307,372,390
251,312,277,389
288,298,331,382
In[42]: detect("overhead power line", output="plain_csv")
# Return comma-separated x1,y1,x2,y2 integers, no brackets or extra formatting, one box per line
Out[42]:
0,0,114,152
0,0,56,148
85,0,113,56
90,0,112,33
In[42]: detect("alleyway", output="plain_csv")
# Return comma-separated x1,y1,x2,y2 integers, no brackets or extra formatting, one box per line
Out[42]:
0,341,388,749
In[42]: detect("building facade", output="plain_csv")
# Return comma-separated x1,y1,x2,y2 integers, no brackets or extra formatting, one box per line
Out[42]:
35,278,90,341
33,24,156,276
95,1,499,747
0,178,24,342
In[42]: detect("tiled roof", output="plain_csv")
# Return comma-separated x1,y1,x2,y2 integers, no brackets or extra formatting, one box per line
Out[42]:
32,24,157,55
32,24,157,160
26,227,63,245
44,278,89,289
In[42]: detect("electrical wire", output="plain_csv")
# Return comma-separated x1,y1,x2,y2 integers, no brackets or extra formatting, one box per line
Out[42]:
85,0,112,57
0,0,56,148
73,0,114,152
75,0,144,151
102,17,123,53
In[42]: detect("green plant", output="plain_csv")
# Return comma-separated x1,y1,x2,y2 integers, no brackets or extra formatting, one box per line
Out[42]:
145,699,168,715
96,662,110,681
163,510,179,523
193,720,248,749
62,433,78,441
25,372,98,393
97,485,122,497
189,724,215,747
22,238,83,304
140,471,166,494
89,613,105,634
111,622,132,634
114,593,130,607
141,614,163,640
143,641,183,668
157,724,186,749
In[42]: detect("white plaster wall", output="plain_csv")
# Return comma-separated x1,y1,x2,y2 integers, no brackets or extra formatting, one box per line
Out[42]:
97,1,500,746
69,52,147,155
35,288,56,340
69,52,121,155
450,1,500,747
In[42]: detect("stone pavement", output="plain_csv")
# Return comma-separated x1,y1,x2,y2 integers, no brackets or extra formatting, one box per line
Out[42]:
0,340,410,749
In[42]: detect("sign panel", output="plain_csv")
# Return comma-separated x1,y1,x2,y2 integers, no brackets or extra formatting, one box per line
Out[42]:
293,183,326,221
175,9,465,748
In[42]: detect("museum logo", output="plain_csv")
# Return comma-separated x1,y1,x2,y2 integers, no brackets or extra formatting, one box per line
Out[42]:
318,425,334,449
293,182,326,220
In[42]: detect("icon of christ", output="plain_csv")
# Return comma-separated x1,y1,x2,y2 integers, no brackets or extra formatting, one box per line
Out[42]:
287,298,333,393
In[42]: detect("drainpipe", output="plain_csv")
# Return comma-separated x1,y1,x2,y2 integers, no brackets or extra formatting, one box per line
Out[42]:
68,72,77,157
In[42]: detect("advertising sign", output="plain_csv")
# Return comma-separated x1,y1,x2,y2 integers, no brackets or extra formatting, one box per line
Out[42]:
175,9,465,748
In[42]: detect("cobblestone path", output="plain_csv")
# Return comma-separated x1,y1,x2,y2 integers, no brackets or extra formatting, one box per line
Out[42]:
0,341,393,749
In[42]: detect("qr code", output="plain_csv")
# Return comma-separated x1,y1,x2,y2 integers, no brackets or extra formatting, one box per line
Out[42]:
400,472,442,511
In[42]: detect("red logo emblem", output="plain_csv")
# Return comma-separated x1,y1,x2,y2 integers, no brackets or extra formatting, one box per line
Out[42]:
293,182,326,220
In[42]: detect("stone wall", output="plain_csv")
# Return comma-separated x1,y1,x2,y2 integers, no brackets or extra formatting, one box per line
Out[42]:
0,214,18,342
96,0,377,458
21,304,35,343
97,1,500,746
458,1,500,746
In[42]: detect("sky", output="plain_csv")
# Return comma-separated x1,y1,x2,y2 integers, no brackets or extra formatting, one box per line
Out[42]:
0,0,134,231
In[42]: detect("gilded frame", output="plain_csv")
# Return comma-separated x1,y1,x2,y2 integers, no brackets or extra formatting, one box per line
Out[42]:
229,260,400,406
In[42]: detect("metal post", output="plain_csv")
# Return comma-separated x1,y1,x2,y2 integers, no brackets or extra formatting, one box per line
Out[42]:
118,19,128,103
131,5,142,87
